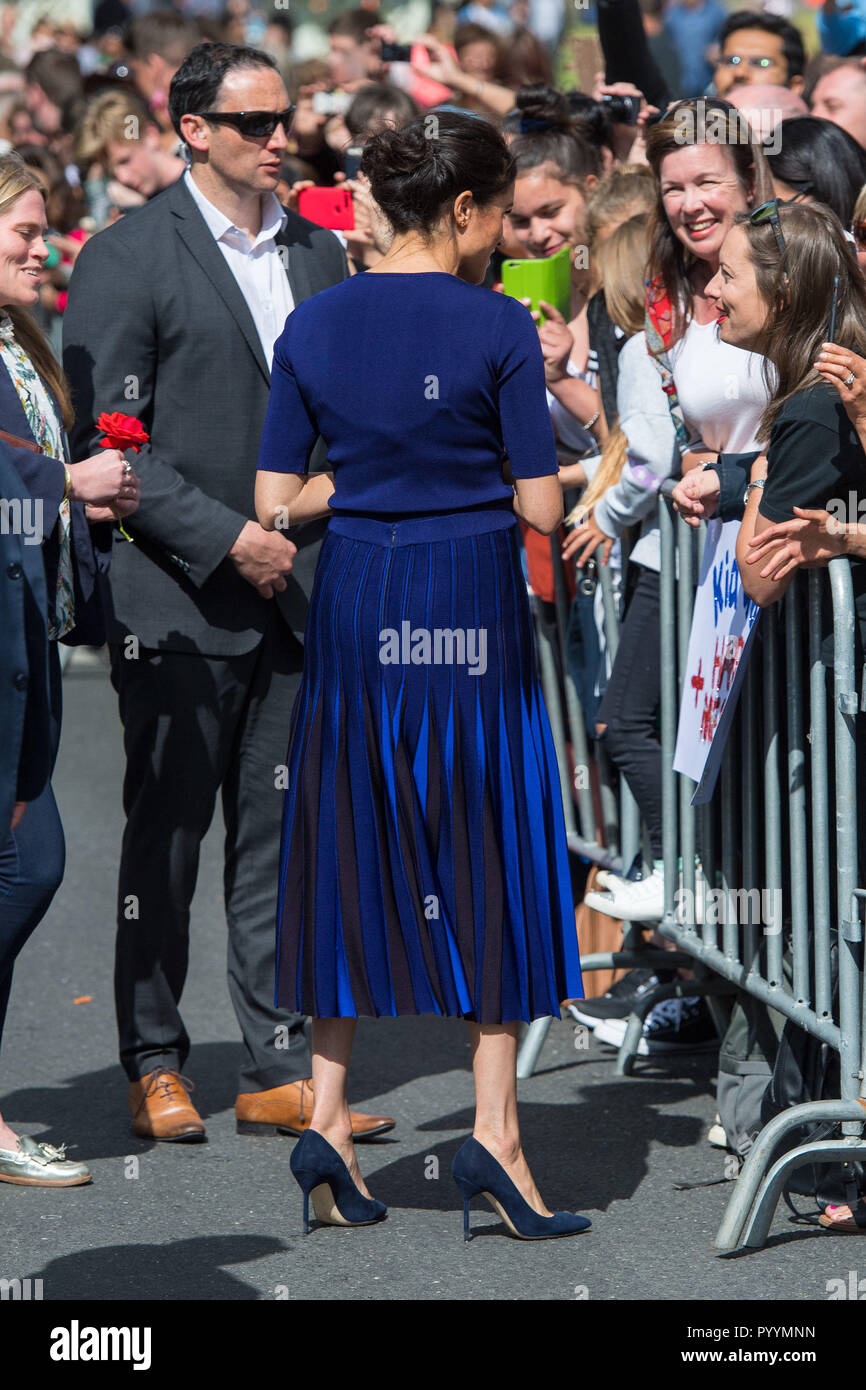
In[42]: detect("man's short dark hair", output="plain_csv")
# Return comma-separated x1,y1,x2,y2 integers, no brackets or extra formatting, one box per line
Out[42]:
24,49,84,132
327,8,380,44
127,10,201,66
719,11,806,81
24,48,83,105
168,41,279,137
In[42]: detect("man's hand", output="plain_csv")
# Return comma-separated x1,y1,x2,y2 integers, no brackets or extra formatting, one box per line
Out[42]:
229,521,297,599
11,802,26,831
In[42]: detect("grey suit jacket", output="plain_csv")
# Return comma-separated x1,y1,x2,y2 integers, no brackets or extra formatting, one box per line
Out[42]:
62,176,350,655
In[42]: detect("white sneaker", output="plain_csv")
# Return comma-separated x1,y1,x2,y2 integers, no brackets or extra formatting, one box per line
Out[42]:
594,868,630,893
584,866,665,922
707,1115,728,1149
594,996,718,1054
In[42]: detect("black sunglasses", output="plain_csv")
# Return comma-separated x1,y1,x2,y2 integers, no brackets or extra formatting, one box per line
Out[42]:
199,107,296,138
749,198,786,256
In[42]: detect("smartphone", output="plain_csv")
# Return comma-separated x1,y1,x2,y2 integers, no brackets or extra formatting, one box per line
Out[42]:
380,41,413,63
311,90,352,117
343,144,364,180
601,93,641,125
500,246,572,325
297,186,354,231
407,42,453,105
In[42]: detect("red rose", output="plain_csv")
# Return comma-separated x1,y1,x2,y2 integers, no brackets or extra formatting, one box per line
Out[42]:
96,411,150,453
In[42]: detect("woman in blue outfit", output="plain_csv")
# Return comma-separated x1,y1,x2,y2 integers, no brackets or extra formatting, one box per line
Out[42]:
256,112,589,1241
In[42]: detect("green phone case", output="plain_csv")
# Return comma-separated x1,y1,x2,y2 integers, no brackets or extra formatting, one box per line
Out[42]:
500,246,572,325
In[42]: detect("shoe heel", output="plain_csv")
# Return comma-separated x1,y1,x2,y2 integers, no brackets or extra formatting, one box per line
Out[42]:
236,1119,280,1136
294,1169,319,1234
453,1175,481,1242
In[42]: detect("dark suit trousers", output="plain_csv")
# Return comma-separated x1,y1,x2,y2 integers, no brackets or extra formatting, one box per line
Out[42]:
110,609,309,1091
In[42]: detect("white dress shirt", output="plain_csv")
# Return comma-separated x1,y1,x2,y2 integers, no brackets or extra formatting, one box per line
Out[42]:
184,168,295,370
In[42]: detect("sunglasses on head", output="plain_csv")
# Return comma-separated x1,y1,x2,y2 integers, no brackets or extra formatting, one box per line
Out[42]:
199,107,296,138
749,198,786,256
852,221,866,249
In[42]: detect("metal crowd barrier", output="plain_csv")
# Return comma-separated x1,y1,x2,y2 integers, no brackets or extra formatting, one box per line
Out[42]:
518,480,866,1252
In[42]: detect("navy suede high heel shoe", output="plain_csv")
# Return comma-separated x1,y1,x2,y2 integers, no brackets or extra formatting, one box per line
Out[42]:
451,1137,592,1241
290,1129,387,1234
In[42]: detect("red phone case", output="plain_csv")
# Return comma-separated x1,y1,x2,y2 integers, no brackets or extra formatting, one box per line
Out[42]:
296,186,354,231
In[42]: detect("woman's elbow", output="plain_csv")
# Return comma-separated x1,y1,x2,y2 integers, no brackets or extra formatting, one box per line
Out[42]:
525,505,563,536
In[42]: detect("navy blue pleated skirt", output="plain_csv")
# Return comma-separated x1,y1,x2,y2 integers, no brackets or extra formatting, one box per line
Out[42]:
274,507,583,1023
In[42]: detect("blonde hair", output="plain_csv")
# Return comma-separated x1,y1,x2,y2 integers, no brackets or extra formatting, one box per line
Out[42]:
0,154,73,429
853,179,866,229
584,164,656,253
596,212,650,337
74,89,151,169
565,214,650,528
566,426,628,527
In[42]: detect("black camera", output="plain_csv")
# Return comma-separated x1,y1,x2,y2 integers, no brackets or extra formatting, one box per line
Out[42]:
600,93,641,125
380,41,413,63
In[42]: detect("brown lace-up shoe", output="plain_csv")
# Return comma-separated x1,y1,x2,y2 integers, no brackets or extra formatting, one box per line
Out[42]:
129,1068,206,1142
235,1079,395,1140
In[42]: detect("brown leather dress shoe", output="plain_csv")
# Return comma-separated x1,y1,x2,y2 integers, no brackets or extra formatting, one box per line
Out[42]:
129,1068,206,1142
235,1079,395,1140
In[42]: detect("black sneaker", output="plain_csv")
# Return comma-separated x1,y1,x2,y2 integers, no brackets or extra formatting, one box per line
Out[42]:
567,968,666,1029
594,996,718,1054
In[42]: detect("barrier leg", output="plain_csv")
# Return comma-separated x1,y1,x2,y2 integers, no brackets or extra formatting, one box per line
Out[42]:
516,1017,553,1080
714,1099,866,1250
738,1138,866,1249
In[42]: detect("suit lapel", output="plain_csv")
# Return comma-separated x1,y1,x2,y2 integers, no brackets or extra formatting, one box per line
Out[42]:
276,225,311,307
170,178,271,383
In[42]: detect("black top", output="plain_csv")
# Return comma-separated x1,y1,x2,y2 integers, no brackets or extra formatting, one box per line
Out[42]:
760,380,866,661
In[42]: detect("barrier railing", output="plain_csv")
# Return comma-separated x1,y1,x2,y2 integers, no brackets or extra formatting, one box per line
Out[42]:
518,481,866,1251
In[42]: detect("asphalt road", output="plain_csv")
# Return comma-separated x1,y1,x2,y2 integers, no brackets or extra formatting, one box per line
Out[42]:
0,652,858,1302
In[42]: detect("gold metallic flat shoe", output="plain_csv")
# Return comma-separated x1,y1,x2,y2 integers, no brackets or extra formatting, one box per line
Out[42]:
0,1135,92,1186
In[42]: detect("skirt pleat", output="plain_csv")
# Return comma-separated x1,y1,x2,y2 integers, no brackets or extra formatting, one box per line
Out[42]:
275,515,583,1023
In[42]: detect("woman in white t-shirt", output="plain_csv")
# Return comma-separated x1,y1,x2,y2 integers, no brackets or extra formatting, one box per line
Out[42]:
576,99,773,939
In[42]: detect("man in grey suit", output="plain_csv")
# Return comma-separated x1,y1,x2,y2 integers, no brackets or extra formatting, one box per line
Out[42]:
62,42,393,1143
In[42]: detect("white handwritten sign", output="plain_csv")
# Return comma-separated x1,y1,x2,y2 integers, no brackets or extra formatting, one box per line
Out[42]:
673,519,760,803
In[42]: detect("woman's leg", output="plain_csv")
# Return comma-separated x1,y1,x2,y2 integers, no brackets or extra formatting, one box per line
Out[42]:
307,1017,373,1197
469,1021,552,1217
596,565,663,860
0,779,65,1151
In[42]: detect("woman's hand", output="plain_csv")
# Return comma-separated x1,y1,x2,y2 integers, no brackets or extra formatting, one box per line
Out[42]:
562,510,615,567
815,344,866,434
528,299,574,383
671,468,720,528
285,178,316,215
589,76,657,163
84,494,140,524
407,32,460,87
744,506,846,580
67,449,139,506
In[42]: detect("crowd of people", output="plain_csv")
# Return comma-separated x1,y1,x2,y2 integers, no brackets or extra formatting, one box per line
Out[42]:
2,0,866,1241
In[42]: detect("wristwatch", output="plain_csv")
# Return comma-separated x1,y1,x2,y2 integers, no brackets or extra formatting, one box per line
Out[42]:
744,479,766,505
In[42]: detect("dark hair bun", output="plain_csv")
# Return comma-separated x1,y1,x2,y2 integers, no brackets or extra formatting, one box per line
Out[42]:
360,110,515,236
514,82,572,131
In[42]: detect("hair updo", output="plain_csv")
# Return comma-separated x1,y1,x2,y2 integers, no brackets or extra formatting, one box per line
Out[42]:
505,83,605,186
360,110,516,236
